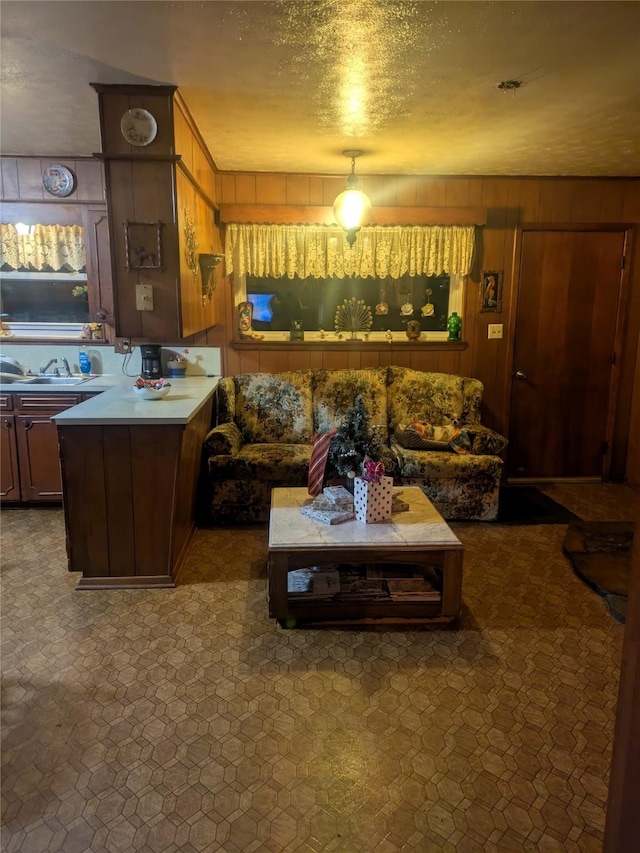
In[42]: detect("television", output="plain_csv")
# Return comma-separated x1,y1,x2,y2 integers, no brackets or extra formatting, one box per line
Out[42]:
247,293,274,322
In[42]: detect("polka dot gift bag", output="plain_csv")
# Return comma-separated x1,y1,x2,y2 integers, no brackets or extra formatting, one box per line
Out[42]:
353,459,393,524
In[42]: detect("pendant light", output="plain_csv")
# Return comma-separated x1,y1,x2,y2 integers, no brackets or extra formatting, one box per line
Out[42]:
332,149,371,246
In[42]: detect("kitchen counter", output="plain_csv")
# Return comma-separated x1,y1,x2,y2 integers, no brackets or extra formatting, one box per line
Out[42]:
52,375,220,425
51,375,220,589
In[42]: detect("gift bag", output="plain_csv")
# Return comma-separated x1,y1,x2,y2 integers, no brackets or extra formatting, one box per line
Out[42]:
353,476,393,523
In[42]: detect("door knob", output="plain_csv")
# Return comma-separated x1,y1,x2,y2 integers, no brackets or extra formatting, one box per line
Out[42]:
514,370,527,380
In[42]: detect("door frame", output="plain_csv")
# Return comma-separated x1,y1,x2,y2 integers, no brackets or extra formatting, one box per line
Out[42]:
502,222,634,482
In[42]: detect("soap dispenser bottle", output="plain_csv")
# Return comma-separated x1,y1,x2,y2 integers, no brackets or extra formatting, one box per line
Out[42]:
79,347,92,375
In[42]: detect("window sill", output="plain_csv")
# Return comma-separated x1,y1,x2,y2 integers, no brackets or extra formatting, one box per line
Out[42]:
0,335,111,345
230,339,468,352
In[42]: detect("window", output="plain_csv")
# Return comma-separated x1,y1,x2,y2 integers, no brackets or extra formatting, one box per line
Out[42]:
1,271,89,322
235,273,462,341
0,223,89,338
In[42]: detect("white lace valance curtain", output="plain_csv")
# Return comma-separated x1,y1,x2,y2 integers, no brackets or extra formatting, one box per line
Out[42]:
225,223,475,279
0,223,86,272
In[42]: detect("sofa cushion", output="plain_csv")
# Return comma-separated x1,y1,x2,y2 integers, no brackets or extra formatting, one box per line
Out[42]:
208,443,312,482
387,366,483,430
392,440,503,480
234,371,313,444
313,367,389,445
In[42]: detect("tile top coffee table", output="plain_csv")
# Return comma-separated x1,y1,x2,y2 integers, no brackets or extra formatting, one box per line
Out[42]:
268,486,464,626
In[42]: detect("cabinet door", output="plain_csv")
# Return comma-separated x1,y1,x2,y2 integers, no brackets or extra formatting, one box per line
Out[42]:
15,413,65,501
0,415,21,502
83,204,115,342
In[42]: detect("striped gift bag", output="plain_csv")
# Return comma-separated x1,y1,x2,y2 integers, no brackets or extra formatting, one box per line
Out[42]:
307,429,336,496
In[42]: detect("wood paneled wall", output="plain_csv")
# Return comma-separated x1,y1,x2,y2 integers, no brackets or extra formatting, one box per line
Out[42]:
201,173,640,484
0,157,105,203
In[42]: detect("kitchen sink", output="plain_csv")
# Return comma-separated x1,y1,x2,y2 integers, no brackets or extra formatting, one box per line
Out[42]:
27,376,92,385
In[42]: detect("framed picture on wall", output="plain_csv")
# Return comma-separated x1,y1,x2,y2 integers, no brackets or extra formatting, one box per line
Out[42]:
480,270,503,313
123,220,163,271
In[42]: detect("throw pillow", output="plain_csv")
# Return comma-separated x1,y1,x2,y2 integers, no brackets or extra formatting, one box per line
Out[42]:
466,425,508,455
395,421,454,450
394,422,474,455
394,422,455,451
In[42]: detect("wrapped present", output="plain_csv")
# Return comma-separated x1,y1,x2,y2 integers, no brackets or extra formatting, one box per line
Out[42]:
353,475,393,524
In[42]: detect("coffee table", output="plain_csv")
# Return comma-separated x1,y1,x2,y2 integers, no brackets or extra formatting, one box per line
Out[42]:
268,486,464,626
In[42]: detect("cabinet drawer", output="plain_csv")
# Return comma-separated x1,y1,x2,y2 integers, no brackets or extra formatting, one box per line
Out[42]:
15,393,81,411
0,394,13,411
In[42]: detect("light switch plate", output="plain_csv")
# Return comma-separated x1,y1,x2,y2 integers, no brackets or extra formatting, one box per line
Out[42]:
488,324,503,340
136,283,153,311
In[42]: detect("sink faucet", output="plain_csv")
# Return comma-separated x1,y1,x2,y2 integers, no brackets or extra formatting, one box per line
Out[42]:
40,358,59,375
60,357,72,377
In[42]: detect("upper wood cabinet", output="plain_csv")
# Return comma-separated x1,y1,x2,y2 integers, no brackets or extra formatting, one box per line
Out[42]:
92,84,222,342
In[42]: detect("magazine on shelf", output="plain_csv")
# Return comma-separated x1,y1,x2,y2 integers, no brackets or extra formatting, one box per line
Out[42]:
335,578,390,601
288,566,340,598
386,577,441,601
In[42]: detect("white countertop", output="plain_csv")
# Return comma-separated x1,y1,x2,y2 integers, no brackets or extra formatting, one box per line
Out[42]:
49,375,220,425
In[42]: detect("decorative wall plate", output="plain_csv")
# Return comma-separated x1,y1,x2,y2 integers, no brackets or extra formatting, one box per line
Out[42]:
42,164,76,197
120,108,158,147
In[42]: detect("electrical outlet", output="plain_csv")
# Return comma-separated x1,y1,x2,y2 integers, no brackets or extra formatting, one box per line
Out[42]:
488,324,503,340
114,338,131,354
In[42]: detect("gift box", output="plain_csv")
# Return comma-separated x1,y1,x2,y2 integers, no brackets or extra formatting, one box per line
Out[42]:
353,475,393,524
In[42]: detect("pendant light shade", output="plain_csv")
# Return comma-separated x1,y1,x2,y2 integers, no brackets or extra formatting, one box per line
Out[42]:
333,150,371,246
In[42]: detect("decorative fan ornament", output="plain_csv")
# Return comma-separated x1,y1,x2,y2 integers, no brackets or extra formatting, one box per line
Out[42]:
334,297,373,340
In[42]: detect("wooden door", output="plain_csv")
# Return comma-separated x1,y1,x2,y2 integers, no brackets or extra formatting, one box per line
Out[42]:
508,228,626,480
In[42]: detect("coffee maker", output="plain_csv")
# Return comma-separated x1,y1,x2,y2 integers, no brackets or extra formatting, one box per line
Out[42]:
140,344,162,380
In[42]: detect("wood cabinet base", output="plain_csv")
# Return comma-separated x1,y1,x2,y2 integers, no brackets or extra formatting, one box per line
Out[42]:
77,574,176,590
58,401,212,589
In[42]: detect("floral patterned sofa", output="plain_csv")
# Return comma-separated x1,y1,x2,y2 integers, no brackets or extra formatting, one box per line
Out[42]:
203,366,507,524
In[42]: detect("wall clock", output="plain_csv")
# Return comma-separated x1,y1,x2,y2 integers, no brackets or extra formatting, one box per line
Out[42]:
42,164,76,197
120,108,158,147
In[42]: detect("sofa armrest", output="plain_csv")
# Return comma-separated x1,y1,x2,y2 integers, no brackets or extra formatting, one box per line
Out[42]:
466,425,508,456
204,422,244,456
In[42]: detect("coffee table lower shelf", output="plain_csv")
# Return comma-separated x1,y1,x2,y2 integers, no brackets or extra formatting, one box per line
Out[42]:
268,548,463,627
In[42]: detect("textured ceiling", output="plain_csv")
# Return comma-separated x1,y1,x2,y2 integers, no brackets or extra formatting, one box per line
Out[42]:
1,0,639,177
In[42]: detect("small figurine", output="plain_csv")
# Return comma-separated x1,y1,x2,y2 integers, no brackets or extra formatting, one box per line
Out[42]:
237,301,264,340
447,312,462,341
405,320,421,340
385,329,393,343
290,320,304,341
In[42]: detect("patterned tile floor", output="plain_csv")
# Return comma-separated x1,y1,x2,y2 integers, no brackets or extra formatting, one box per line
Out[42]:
1,484,639,853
